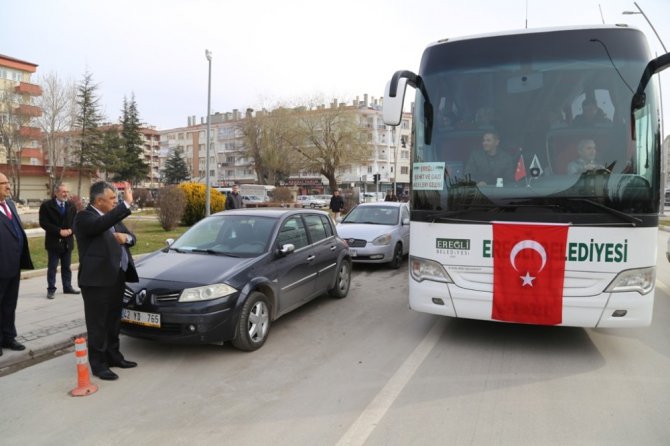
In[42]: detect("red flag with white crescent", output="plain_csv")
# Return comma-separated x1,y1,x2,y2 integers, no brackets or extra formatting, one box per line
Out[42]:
492,222,569,325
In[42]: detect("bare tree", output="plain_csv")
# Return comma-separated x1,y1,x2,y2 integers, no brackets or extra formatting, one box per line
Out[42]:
0,89,39,200
36,71,78,194
239,107,296,186
289,104,371,192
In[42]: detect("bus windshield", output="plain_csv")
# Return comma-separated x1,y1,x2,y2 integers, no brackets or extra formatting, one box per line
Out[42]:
411,27,662,226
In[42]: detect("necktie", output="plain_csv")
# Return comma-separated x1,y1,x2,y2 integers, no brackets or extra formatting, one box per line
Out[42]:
1,201,12,220
111,226,129,271
59,202,65,216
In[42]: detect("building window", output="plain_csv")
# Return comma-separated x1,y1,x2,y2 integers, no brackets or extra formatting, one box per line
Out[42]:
401,166,409,175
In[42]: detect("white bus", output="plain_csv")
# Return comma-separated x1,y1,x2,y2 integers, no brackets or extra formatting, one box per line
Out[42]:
384,25,670,327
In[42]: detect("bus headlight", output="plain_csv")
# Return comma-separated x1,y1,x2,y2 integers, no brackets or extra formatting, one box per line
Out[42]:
410,256,453,283
604,267,655,295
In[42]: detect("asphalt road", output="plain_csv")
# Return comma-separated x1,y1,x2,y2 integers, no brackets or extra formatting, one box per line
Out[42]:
1,235,669,445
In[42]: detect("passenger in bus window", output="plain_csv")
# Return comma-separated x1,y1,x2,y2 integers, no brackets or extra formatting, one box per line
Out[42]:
572,98,611,127
463,131,513,186
567,139,605,174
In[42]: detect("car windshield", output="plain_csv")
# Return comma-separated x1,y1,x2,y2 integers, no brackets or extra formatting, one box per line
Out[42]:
171,215,277,257
342,206,399,225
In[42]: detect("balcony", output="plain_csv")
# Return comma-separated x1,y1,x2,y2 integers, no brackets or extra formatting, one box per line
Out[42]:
14,82,42,96
14,104,42,118
18,126,42,139
21,147,43,159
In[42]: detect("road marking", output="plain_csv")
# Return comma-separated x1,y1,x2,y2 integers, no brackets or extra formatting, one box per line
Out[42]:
336,318,446,446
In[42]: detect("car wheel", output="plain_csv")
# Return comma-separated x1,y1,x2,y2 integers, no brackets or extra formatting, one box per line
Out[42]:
231,292,271,351
329,259,351,298
310,203,316,208
389,243,403,269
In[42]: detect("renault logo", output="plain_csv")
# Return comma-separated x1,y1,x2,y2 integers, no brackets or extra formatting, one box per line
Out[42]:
136,289,147,305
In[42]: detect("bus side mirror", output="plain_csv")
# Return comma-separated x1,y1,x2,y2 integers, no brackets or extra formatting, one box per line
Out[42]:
384,77,409,126
630,52,670,139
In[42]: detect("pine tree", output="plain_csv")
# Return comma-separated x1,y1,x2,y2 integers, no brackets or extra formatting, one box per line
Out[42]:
162,146,190,184
98,128,125,180
113,94,148,185
74,72,104,196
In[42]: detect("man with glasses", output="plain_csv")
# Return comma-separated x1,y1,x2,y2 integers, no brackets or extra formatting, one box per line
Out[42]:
39,183,79,299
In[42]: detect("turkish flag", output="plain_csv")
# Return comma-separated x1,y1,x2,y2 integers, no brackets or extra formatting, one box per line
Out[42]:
492,222,569,325
514,153,526,181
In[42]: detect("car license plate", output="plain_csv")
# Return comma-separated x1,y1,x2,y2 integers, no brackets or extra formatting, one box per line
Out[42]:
349,248,357,257
122,309,161,328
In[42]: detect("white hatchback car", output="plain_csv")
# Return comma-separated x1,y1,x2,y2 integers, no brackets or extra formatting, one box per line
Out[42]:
336,202,410,268
297,195,327,208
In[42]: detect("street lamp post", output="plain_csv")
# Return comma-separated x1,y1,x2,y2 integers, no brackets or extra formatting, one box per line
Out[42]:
622,2,667,53
205,49,212,217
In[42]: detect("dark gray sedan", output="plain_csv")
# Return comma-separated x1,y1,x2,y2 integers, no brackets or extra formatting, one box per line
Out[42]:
121,208,351,351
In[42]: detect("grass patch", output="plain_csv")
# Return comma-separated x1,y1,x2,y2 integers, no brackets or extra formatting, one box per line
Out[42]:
28,218,189,270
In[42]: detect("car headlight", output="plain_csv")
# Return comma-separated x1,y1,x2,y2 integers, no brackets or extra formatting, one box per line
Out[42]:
409,256,453,283
179,283,237,302
372,233,393,246
604,267,655,295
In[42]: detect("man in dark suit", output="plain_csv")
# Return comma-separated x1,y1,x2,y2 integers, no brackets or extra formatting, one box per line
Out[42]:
0,172,34,356
74,181,138,380
39,183,79,299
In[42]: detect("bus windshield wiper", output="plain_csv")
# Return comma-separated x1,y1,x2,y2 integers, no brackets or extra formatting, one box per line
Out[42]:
566,198,641,226
426,205,501,222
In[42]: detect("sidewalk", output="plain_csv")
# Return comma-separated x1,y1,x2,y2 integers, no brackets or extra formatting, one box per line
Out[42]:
0,266,86,376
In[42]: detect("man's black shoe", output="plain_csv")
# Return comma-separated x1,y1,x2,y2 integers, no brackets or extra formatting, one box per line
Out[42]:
2,340,26,351
109,359,137,369
93,369,119,380
47,291,55,299
0,348,3,356
63,288,81,295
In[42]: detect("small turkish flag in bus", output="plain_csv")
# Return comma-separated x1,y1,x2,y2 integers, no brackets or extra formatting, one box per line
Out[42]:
492,222,569,325
514,153,526,181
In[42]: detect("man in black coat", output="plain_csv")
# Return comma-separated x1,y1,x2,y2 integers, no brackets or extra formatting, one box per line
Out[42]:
0,173,34,356
74,181,139,380
225,184,243,210
329,189,345,220
39,183,79,299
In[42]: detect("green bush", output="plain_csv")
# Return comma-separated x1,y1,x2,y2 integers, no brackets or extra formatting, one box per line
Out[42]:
178,183,225,226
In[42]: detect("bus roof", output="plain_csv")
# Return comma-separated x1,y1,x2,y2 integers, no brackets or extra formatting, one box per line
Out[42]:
427,24,640,48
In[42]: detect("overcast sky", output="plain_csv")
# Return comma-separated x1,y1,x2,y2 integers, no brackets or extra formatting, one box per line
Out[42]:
2,0,669,135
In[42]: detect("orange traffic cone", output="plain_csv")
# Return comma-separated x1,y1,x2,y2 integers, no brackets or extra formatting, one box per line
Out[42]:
70,337,98,397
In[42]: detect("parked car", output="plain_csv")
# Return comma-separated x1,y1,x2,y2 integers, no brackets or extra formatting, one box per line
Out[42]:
297,195,327,208
241,194,266,205
121,208,352,350
336,202,410,269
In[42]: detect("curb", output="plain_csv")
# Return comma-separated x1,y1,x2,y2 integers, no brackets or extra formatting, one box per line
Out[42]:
0,330,87,377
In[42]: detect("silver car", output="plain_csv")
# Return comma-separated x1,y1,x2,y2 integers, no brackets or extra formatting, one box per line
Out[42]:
336,202,410,268
297,195,327,208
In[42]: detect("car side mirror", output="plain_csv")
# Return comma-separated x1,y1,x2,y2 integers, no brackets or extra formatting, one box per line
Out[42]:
402,217,410,226
277,243,295,257
162,238,174,252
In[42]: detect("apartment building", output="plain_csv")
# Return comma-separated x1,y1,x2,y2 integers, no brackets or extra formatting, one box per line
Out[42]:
159,94,412,195
0,54,48,200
